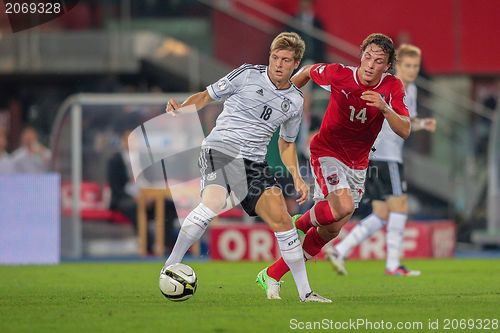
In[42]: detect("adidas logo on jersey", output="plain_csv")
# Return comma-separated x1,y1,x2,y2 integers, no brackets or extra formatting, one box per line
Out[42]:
256,89,264,96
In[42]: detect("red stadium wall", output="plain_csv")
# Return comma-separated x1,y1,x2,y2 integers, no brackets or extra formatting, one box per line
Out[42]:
209,221,456,261
213,0,500,75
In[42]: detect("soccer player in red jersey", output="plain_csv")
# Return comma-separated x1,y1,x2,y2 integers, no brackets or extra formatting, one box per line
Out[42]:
256,33,411,300
325,44,437,277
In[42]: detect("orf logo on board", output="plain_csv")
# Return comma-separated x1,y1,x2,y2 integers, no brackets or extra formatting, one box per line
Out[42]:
327,174,339,186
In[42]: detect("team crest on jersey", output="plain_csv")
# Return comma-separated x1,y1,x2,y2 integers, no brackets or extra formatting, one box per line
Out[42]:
207,172,217,181
281,98,290,112
327,173,339,186
217,79,228,91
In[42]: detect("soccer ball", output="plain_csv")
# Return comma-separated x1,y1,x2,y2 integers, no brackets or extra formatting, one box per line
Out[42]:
159,263,197,301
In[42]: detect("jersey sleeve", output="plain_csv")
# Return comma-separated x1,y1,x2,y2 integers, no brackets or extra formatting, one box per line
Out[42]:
309,63,342,90
279,109,303,143
390,79,410,117
206,64,250,101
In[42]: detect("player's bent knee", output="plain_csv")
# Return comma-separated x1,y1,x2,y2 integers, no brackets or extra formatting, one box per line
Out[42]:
374,211,389,221
372,201,390,221
333,202,355,221
387,195,408,214
201,196,226,214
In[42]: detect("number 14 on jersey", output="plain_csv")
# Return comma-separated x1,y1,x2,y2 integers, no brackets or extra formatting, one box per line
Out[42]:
349,106,367,124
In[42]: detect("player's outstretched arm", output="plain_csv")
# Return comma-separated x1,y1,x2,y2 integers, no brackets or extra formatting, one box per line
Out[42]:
165,90,213,116
291,65,313,88
278,137,309,204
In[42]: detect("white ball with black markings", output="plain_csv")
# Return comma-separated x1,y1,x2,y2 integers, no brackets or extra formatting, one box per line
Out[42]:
159,263,197,302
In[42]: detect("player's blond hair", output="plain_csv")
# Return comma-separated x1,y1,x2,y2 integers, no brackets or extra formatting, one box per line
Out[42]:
396,44,421,60
270,32,305,62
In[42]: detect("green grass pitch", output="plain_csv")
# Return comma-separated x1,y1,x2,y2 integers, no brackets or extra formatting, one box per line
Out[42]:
1,259,499,333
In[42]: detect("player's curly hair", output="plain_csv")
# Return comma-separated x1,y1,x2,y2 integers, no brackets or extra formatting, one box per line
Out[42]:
360,33,395,69
270,32,305,62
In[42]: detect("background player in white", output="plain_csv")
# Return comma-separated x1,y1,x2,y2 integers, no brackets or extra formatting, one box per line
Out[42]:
326,44,437,276
161,32,330,302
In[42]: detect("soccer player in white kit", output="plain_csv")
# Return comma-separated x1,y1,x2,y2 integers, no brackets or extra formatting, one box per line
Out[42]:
325,44,437,276
161,32,331,302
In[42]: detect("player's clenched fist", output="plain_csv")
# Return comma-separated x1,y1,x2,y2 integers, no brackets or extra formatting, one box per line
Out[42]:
360,91,388,112
165,99,181,116
421,118,437,132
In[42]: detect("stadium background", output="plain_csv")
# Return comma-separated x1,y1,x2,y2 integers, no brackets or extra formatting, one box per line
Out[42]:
0,1,499,332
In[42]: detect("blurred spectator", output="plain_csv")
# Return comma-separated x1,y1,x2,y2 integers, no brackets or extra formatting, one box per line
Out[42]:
482,82,499,112
473,79,499,159
11,126,51,173
108,130,136,223
0,128,14,174
107,130,178,253
286,0,326,63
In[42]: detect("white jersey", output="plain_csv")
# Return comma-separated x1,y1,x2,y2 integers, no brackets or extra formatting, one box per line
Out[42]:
371,82,418,163
204,64,304,162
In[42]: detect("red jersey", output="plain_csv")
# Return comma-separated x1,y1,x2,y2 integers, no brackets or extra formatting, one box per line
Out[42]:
309,63,409,169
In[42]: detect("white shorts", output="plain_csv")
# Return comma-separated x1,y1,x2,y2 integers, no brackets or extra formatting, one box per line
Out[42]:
310,156,367,208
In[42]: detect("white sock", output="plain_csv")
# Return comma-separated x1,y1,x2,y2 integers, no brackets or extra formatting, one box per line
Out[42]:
386,212,407,271
335,214,386,258
163,203,216,267
275,228,312,300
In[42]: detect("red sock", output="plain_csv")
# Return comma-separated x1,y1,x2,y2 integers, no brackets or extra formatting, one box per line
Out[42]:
302,227,329,259
267,258,289,281
295,200,336,233
267,228,329,281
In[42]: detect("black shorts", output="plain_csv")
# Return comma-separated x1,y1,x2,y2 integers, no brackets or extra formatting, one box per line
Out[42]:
198,148,279,216
273,166,296,199
364,160,406,201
